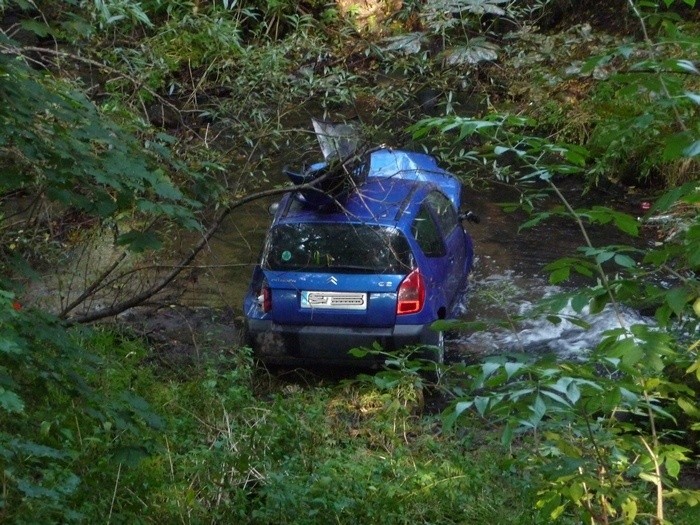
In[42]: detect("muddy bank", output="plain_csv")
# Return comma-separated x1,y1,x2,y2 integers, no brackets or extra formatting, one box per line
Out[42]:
120,306,245,370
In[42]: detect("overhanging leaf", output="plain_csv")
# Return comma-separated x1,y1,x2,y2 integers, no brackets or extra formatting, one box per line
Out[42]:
549,267,570,284
444,400,473,428
662,131,696,161
504,361,525,379
20,20,53,38
676,59,699,74
482,361,502,379
566,381,581,405
116,230,162,252
614,254,636,268
461,0,509,15
529,395,547,426
112,445,150,467
665,287,690,317
444,39,499,65
0,387,24,413
612,213,639,236
665,458,681,479
677,397,700,418
541,389,570,407
382,32,424,54
474,395,490,416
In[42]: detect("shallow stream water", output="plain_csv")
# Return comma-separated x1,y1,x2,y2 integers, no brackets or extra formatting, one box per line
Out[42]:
449,182,651,361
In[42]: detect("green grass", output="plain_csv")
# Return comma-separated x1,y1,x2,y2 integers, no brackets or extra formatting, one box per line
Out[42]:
3,327,697,523
1,326,535,523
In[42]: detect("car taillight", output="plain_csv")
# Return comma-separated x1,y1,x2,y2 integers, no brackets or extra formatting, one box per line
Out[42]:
397,269,425,315
258,279,272,313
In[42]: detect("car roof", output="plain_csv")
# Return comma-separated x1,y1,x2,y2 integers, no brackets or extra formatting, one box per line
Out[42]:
368,148,445,179
366,149,462,207
276,148,462,226
279,177,423,225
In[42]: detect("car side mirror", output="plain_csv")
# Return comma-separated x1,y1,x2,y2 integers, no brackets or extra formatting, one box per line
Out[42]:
459,211,480,224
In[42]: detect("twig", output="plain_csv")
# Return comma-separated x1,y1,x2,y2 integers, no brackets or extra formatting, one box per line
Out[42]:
59,252,128,318
626,0,687,133
0,43,186,126
58,219,159,318
65,150,367,324
640,435,664,525
107,463,122,525
546,180,627,329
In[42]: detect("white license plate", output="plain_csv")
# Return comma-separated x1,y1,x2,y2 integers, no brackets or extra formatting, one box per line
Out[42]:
300,291,367,310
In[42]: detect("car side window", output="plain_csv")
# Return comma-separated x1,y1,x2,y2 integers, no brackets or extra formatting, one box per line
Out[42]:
412,204,446,257
426,191,458,236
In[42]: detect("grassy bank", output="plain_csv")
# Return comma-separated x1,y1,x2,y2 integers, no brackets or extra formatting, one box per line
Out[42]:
2,325,536,523
3,323,698,523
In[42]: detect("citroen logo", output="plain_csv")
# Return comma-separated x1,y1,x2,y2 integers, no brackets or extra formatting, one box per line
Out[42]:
327,276,338,285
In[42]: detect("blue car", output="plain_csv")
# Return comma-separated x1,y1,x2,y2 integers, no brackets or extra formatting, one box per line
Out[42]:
243,148,475,366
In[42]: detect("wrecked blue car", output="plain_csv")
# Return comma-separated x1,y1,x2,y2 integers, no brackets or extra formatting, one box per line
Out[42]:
243,148,476,366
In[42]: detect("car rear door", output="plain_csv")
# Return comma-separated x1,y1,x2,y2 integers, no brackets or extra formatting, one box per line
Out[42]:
410,201,451,316
410,192,467,313
425,191,467,301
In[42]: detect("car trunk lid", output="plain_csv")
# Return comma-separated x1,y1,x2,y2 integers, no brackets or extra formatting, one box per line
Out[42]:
265,272,403,327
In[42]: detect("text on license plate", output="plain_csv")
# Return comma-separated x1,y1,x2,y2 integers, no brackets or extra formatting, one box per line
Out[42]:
300,291,367,310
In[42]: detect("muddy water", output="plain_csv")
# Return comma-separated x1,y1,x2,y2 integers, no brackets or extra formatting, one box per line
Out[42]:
178,198,273,310
184,173,649,361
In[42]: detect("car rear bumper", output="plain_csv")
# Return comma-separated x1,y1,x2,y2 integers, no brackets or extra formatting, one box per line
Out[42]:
245,319,437,365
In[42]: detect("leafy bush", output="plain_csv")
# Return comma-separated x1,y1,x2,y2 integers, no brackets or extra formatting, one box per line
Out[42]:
0,297,165,523
406,3,700,521
0,50,203,261
0,306,538,523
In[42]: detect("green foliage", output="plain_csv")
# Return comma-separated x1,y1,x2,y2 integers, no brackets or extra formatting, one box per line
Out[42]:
584,41,700,184
381,0,513,66
463,0,700,187
226,370,532,524
143,10,244,71
442,339,700,522
88,0,154,30
0,311,536,522
0,296,164,522
407,3,700,522
408,102,698,329
421,111,700,525
0,49,204,263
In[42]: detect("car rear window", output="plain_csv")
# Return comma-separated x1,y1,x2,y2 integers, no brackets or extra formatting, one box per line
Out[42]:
263,223,413,274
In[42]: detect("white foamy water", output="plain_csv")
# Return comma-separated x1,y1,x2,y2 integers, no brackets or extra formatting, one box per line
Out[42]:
455,271,653,360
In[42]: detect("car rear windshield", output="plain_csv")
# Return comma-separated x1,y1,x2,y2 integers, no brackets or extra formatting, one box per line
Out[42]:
263,223,413,274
